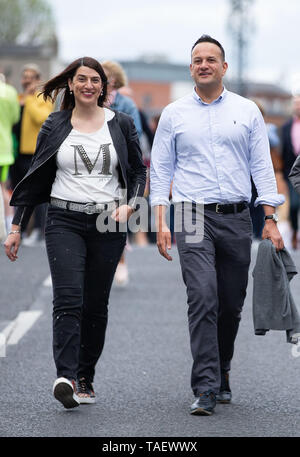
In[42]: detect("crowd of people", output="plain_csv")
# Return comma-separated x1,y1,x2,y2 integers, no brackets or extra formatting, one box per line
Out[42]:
1,38,300,415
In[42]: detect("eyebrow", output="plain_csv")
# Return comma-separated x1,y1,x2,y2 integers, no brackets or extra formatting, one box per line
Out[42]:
77,73,100,78
193,56,217,60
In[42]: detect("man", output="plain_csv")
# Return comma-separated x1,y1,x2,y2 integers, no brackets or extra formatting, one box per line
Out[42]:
150,35,284,416
281,96,300,249
10,63,53,245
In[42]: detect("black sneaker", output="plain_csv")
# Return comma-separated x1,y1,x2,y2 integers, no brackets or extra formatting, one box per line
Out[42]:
190,390,216,416
76,377,96,404
53,377,80,409
216,372,232,404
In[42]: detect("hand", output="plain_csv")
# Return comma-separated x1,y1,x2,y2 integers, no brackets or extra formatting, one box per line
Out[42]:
262,221,284,251
156,227,173,261
4,232,21,261
24,81,38,96
111,204,134,223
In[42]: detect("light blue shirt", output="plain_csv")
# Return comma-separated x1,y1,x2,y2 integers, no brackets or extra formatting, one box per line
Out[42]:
150,87,285,208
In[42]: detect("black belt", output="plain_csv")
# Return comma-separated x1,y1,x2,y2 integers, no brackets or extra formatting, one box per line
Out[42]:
204,202,248,214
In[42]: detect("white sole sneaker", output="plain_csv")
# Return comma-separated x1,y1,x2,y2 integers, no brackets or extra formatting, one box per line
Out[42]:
78,394,96,404
53,377,80,409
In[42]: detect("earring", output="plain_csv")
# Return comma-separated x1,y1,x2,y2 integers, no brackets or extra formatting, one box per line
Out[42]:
70,90,73,95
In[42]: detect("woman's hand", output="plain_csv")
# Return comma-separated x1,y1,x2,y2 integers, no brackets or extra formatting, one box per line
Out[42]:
111,205,134,223
4,231,21,261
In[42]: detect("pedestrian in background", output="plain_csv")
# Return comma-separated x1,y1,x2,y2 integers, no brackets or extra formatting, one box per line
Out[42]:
102,60,143,285
281,96,300,249
150,35,284,416
10,63,53,246
0,73,20,236
4,57,146,409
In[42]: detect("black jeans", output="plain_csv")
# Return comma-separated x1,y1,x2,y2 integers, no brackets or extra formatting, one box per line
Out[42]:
45,204,126,382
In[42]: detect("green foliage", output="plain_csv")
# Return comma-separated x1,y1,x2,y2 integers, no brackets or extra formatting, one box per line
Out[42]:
0,0,55,45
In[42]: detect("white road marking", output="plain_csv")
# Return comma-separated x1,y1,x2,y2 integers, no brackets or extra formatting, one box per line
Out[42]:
6,311,42,345
0,274,50,355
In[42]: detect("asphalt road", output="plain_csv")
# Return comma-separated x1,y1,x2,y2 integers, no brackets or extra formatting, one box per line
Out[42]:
0,239,300,438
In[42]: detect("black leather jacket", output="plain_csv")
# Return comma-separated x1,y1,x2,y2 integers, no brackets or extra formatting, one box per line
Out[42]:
11,109,147,229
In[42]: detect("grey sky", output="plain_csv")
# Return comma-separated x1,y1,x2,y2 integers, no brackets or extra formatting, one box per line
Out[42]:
48,0,300,91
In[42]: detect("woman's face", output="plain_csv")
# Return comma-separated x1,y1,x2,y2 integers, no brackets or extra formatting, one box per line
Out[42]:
68,66,103,106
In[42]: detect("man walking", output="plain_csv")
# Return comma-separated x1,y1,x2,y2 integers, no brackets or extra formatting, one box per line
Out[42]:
150,35,284,415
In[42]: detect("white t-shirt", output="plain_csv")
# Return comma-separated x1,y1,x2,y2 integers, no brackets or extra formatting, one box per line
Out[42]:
51,108,122,203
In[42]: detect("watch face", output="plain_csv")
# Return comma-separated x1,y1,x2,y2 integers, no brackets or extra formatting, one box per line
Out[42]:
266,214,278,222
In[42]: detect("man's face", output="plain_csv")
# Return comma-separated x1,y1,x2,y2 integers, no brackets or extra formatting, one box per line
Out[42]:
293,97,300,118
21,69,39,91
190,42,228,90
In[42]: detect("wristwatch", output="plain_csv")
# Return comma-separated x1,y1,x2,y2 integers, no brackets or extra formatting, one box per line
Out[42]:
264,214,278,223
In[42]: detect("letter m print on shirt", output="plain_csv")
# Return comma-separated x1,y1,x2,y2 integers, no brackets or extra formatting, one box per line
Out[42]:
71,143,112,176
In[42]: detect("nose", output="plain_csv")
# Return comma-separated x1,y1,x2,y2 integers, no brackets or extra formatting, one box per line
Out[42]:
84,78,94,89
200,60,209,69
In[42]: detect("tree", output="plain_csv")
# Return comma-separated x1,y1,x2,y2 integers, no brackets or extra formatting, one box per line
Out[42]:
0,0,56,46
227,0,255,95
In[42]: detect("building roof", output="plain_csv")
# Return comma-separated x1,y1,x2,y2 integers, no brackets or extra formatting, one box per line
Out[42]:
120,59,191,83
0,42,57,58
225,79,291,99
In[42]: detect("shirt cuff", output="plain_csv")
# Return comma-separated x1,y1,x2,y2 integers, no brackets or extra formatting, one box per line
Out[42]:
254,193,285,208
149,196,171,207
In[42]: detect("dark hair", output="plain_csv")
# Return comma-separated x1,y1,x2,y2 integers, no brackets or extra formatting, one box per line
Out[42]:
191,35,225,61
41,57,108,110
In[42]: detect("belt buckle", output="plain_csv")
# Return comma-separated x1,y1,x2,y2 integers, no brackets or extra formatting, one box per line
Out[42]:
215,203,222,214
95,203,105,213
83,203,95,215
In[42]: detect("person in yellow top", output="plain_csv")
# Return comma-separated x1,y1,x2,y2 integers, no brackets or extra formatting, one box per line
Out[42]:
10,63,53,245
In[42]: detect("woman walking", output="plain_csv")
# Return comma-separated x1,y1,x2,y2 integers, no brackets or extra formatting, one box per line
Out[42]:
4,57,146,409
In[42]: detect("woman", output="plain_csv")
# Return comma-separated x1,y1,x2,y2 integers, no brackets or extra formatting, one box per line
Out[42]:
4,57,146,409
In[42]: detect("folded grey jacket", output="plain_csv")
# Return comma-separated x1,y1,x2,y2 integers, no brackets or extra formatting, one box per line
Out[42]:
252,239,300,343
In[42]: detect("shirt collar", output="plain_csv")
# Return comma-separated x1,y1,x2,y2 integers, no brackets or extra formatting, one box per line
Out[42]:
192,86,227,105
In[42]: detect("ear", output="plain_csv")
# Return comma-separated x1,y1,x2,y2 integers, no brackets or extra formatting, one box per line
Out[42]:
68,77,73,92
222,61,228,76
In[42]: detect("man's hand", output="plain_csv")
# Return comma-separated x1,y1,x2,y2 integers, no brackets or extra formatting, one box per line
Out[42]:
154,205,172,261
262,220,284,251
156,227,173,261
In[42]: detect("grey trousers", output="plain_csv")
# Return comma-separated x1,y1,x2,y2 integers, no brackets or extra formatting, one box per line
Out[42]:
175,204,252,396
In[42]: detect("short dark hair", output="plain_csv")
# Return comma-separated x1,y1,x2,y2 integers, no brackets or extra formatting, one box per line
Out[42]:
191,35,225,61
41,57,108,110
